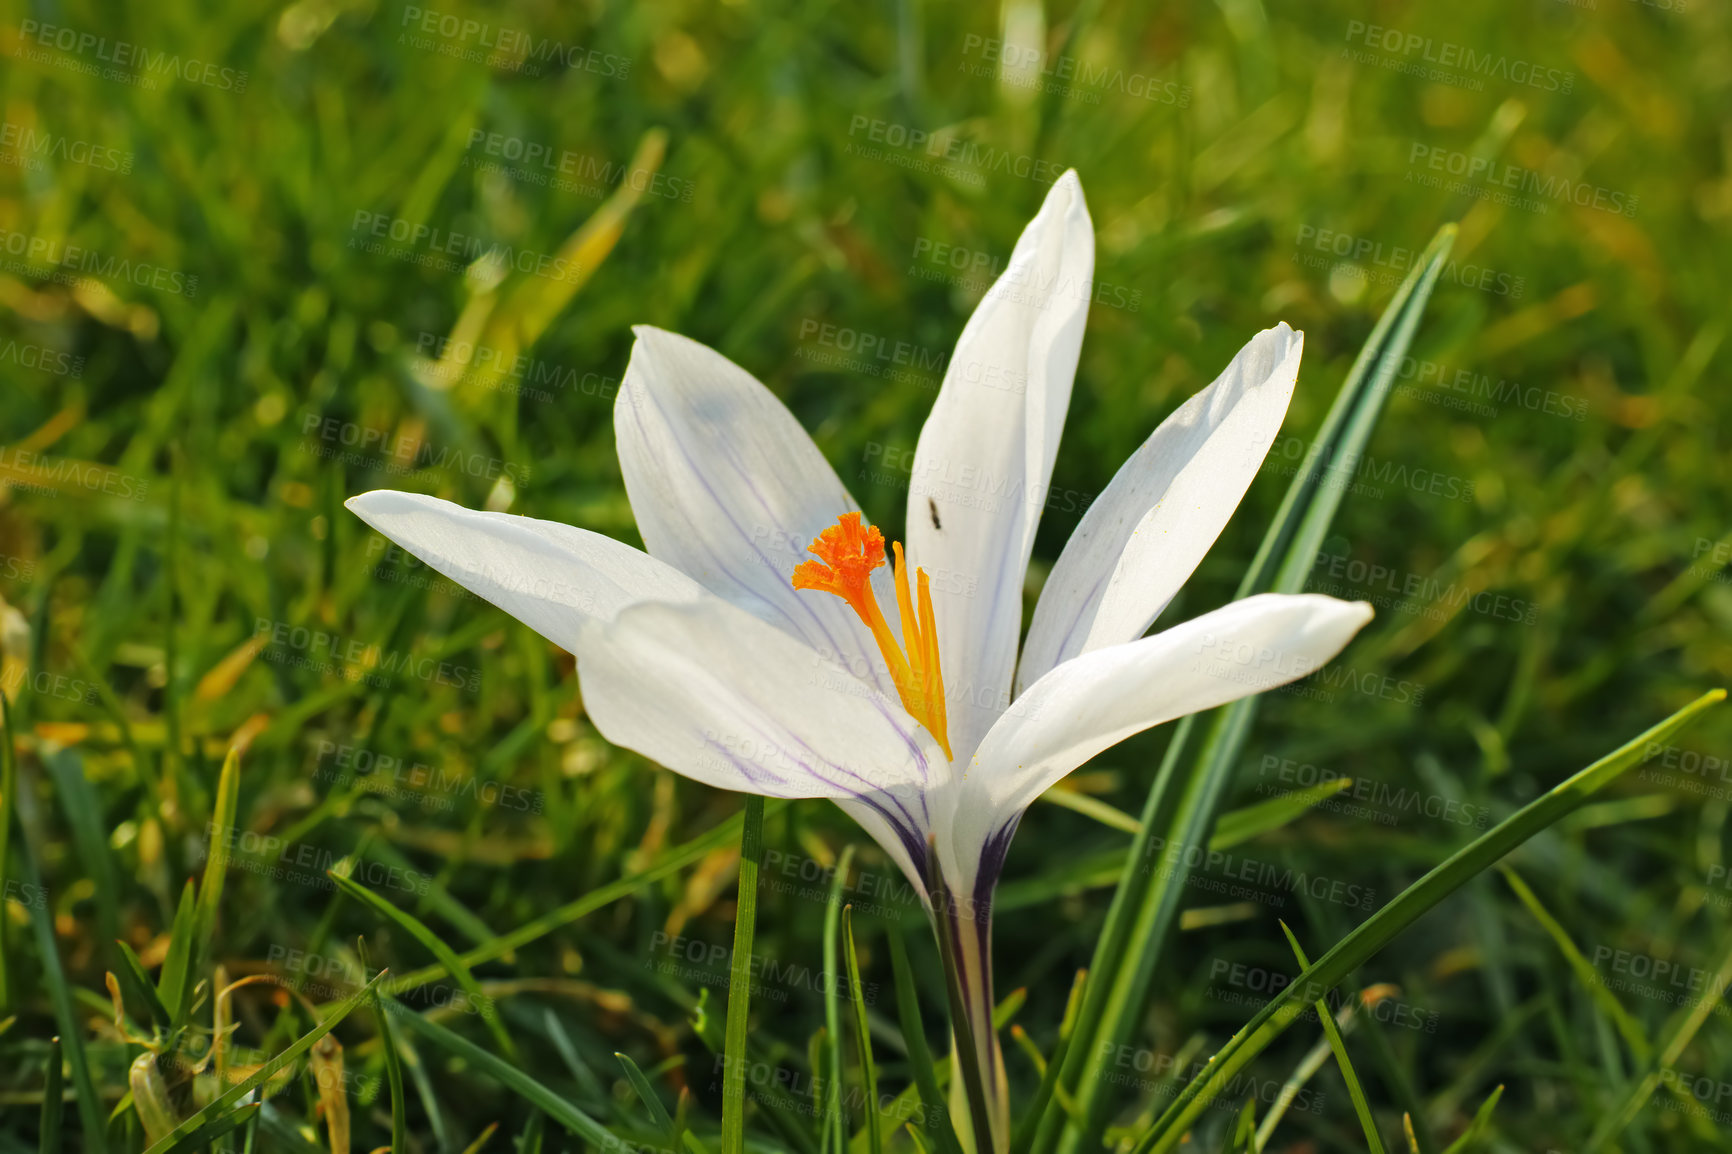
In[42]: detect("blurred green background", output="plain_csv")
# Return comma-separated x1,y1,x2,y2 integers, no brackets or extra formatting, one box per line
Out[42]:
3,0,1732,1149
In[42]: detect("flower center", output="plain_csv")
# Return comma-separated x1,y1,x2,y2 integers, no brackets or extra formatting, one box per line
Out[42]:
792,512,952,760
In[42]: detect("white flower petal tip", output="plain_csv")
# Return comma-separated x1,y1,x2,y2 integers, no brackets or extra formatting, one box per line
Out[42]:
904,162,1096,763
969,592,1378,823
342,488,705,653
573,598,944,801
1013,322,1308,693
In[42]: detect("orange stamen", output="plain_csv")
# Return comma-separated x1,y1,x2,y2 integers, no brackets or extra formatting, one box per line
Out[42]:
793,513,952,759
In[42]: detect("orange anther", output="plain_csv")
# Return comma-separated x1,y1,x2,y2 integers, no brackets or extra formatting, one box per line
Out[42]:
793,513,952,759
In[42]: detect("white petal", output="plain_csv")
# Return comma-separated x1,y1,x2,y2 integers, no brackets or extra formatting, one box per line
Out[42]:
905,171,1094,760
834,787,940,904
345,490,704,653
576,600,945,800
965,594,1373,826
1016,325,1303,694
614,326,900,699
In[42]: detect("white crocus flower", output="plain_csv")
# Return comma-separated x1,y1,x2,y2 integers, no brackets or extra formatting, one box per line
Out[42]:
346,171,1371,1153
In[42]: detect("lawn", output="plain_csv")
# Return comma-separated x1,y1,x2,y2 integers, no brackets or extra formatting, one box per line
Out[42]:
3,0,1732,1151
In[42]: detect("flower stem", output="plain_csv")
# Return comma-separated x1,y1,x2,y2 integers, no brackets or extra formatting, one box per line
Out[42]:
926,841,1005,1154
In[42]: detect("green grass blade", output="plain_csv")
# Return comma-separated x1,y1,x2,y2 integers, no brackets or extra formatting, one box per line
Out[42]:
391,1026,452,1152
1253,1025,1336,1150
152,1103,261,1154
1231,1099,1257,1152
0,690,14,1013
194,747,242,950
1000,782,1356,912
1034,788,1141,834
43,749,121,964
382,800,784,997
1039,223,1461,1154
1039,778,1349,845
1279,923,1384,1154
823,845,856,1154
1008,969,1085,1154
721,794,765,1154
842,907,882,1154
157,880,199,1026
39,1034,63,1154
374,982,407,1154
143,968,387,1154
1130,688,1724,1154
1440,1085,1503,1154
327,869,518,1060
113,940,172,1030
11,726,107,1153
544,1007,607,1103
1583,924,1732,1151
616,1050,678,1142
885,925,965,1154
395,994,619,1148
1497,865,1649,1062
1210,779,1353,851
254,1102,337,1153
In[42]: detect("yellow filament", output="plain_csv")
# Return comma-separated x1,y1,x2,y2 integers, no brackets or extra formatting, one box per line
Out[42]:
793,514,952,759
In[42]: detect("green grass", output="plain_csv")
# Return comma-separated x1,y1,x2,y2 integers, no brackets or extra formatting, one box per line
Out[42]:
4,1,1732,1152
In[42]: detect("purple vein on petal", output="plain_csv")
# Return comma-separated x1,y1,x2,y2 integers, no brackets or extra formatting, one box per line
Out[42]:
635,385,892,702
